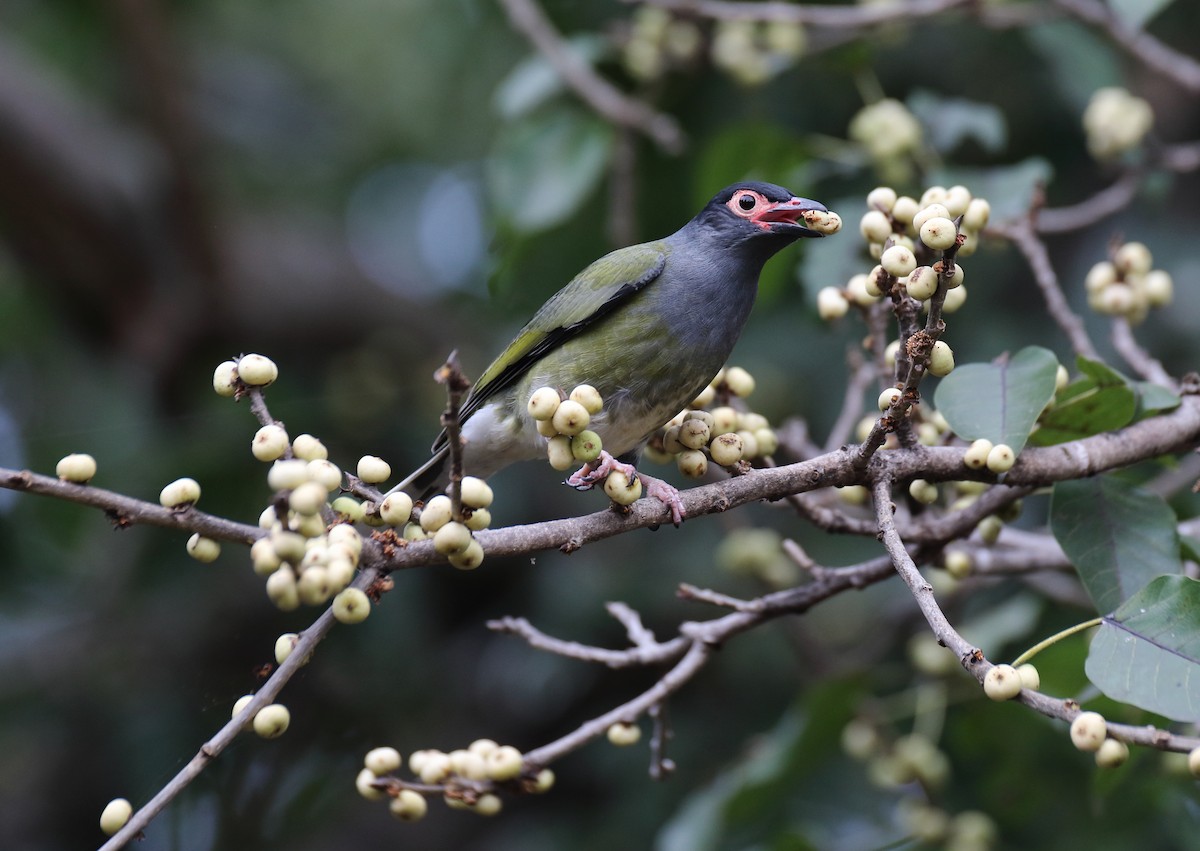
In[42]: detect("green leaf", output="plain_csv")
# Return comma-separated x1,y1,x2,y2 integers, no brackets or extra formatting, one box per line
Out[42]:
1086,575,1200,722
933,346,1059,453
1108,0,1176,31
486,107,613,234
1180,535,1200,565
1134,380,1181,419
1030,358,1178,445
492,36,606,120
908,90,1007,155
928,159,1053,222
1050,477,1181,614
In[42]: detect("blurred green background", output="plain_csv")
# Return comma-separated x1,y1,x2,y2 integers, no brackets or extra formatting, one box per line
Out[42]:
3,1,1200,849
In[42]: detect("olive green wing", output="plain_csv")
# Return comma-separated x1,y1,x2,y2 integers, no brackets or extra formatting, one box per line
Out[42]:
434,242,668,450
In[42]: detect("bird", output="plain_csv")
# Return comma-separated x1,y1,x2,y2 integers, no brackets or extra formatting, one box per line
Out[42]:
391,181,830,523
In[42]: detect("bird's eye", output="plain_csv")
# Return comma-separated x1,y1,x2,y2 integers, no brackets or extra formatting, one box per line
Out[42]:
737,193,757,211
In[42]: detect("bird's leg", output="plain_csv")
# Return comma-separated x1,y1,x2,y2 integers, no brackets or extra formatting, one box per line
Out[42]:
566,451,685,526
565,450,633,489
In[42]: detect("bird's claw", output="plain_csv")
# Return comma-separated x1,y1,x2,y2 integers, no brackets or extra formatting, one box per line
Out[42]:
566,451,636,490
566,451,685,526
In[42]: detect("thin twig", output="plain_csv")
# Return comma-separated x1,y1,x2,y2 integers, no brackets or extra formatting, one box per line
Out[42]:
1052,0,1200,93
1111,317,1178,391
990,218,1100,360
434,352,471,518
496,0,685,153
824,352,874,452
98,566,381,851
631,0,972,28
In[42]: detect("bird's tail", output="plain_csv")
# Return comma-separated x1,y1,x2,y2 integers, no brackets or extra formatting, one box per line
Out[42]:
384,445,451,501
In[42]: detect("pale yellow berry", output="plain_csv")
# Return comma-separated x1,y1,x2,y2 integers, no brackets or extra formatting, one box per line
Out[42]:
56,452,97,483
884,339,901,364
365,746,403,776
100,798,133,836
571,430,603,463
920,186,948,207
266,459,307,491
986,443,1016,473
607,722,642,746
274,633,298,665
419,494,454,532
891,195,919,224
928,340,955,377
269,528,306,562
379,492,414,526
912,203,950,230
1188,746,1200,776
449,748,488,780
159,477,201,508
838,485,869,505
864,265,887,297
469,738,499,756
691,384,716,407
536,418,558,438
448,539,485,570
464,793,499,816
724,366,756,397
736,429,759,459
963,197,990,231
251,537,282,576
677,449,708,478
977,515,1003,544
533,768,555,792
250,425,288,462
709,432,744,466
908,479,938,504
860,209,894,243
569,384,604,415
464,508,491,531
232,694,254,719
963,438,993,470
237,353,278,387
710,406,739,435
551,399,590,436
905,266,938,301
1095,738,1129,768
801,209,842,234
485,745,524,781
1070,711,1107,751
878,387,902,411
527,387,561,421
213,360,239,397
1114,241,1153,277
291,434,328,461
603,470,643,505
940,284,967,313
983,664,1023,701
356,455,391,483
330,496,365,522
186,533,220,563
433,521,473,556
944,549,972,579
1016,663,1041,691
459,476,494,509
846,273,879,305
943,184,972,218
332,587,371,623
753,428,778,456
389,789,428,821
920,217,958,251
867,185,897,212
297,565,332,606
945,262,965,288
1143,269,1173,307
355,768,384,801
678,418,711,450
1085,261,1119,294
817,286,850,320
881,244,917,278
253,703,291,739
547,435,575,470
289,480,329,516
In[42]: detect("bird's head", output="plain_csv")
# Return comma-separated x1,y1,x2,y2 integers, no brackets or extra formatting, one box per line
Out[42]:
695,182,828,246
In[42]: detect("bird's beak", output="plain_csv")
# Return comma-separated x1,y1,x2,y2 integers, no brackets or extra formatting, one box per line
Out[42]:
753,196,828,237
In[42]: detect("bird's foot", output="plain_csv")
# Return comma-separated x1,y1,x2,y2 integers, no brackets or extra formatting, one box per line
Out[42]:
636,471,685,527
566,452,684,527
566,451,634,490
